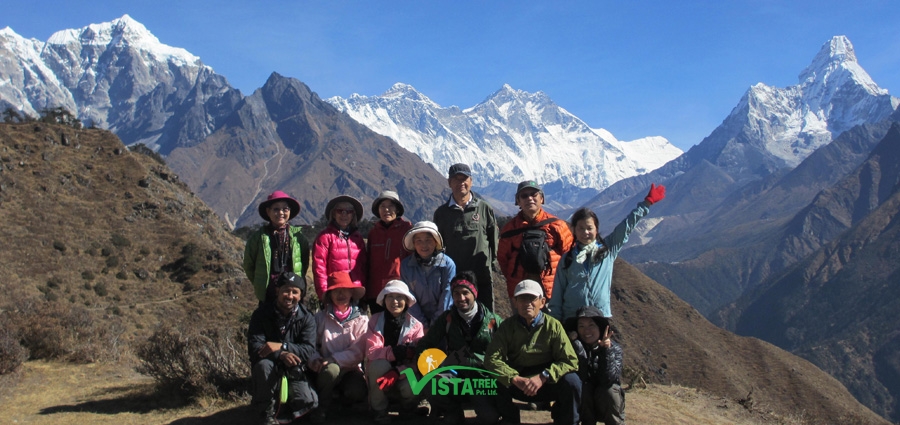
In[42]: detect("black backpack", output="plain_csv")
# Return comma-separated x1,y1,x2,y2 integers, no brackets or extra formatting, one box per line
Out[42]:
501,218,559,276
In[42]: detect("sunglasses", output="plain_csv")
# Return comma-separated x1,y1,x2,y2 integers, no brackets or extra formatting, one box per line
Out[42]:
334,208,355,215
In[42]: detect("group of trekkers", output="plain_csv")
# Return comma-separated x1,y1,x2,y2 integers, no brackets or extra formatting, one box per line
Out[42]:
243,162,665,425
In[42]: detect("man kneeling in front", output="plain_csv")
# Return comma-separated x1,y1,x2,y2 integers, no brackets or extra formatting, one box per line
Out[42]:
248,272,319,424
485,279,582,425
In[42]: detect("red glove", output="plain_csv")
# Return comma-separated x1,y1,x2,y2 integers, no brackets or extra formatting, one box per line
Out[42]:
644,183,665,205
377,369,400,391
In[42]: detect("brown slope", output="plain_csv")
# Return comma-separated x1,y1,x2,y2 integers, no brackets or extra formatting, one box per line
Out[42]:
0,123,256,349
610,258,888,424
729,134,900,421
166,73,449,229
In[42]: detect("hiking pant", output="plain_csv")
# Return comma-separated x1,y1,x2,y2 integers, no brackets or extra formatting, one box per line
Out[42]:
428,372,500,424
366,359,416,411
313,362,367,411
251,359,318,417
496,371,581,425
582,382,625,425
475,266,496,313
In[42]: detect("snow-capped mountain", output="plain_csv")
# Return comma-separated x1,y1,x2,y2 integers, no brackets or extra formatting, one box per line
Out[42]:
725,35,898,170
326,83,682,203
585,35,899,316
0,15,241,153
589,35,899,213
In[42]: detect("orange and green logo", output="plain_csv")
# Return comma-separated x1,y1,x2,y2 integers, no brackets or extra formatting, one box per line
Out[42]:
400,348,499,396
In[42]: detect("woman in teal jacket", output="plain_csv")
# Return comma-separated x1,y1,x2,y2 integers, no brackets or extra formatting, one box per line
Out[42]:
549,184,665,320
243,191,311,305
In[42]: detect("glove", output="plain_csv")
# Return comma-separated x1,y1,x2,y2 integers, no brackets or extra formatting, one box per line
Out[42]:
377,369,400,391
644,183,665,205
391,344,409,363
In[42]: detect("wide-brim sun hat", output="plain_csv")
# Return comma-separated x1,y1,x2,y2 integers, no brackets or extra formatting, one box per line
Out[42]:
371,190,405,217
403,221,444,252
376,279,417,308
324,271,366,301
258,190,301,221
324,195,364,222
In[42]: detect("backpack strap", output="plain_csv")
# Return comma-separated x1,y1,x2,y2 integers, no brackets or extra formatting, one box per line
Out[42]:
500,217,559,238
501,217,560,278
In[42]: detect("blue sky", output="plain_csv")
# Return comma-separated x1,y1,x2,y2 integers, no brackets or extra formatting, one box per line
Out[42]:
4,1,898,151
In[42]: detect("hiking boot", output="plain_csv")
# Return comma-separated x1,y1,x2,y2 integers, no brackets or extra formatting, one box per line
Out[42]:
257,401,277,425
374,410,392,425
398,406,430,419
259,413,278,425
309,409,327,425
440,408,464,425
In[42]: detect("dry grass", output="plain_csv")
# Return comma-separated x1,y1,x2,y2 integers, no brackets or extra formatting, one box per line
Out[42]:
0,360,816,425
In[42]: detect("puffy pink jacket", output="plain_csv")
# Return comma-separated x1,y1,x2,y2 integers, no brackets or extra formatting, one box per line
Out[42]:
365,311,424,369
310,307,369,371
313,224,367,300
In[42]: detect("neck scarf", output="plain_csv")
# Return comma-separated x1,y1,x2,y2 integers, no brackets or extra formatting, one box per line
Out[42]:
332,304,352,322
457,302,478,323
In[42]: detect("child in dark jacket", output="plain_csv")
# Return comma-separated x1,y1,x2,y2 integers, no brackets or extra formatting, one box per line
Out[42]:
567,306,625,425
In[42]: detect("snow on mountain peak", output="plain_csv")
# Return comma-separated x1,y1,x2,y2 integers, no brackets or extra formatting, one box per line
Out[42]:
326,83,682,199
798,35,881,95
729,36,896,168
380,83,436,104
46,14,201,67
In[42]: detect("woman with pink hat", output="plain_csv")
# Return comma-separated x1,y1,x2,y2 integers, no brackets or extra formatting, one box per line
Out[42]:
364,280,425,424
308,271,369,423
313,195,368,302
243,190,311,305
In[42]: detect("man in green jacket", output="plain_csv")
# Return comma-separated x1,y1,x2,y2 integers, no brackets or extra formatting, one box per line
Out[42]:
484,279,581,425
433,163,500,312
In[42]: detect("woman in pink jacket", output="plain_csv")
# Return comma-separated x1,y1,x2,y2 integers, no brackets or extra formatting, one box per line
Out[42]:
308,271,369,423
313,195,367,302
364,280,425,424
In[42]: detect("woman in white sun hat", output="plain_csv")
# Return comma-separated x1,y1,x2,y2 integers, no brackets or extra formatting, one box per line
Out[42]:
399,221,455,330
364,280,425,424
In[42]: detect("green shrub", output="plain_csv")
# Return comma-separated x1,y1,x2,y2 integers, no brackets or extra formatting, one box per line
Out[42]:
111,234,131,248
81,270,95,281
94,282,108,296
47,276,63,288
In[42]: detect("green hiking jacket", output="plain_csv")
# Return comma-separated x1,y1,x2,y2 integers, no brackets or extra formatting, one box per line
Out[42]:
243,225,310,302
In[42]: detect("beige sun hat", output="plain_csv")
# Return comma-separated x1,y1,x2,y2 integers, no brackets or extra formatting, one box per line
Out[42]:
376,280,417,307
402,221,444,252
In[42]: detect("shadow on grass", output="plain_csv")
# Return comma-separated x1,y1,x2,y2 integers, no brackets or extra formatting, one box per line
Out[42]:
39,384,194,415
167,405,256,424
